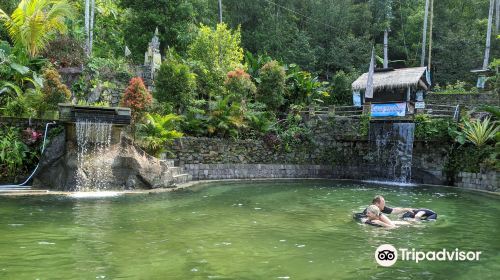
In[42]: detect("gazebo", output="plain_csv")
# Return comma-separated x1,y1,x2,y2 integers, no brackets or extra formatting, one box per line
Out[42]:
351,67,430,117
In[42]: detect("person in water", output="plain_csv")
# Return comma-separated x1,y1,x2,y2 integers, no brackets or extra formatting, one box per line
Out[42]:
402,208,438,220
364,205,411,228
363,195,414,216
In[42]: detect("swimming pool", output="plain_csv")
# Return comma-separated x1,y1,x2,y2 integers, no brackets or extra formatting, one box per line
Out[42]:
0,180,499,279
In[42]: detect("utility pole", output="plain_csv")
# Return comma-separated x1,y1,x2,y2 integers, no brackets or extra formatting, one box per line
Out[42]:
218,0,223,23
421,0,430,66
428,0,434,71
484,0,495,69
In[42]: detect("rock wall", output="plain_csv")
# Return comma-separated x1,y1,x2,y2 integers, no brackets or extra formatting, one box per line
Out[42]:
167,118,451,185
455,172,499,192
426,93,499,108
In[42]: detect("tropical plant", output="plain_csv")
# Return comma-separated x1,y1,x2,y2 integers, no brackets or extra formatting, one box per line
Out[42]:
256,60,286,112
243,51,272,81
154,54,197,114
206,95,247,138
0,127,29,179
137,113,183,157
461,117,499,147
285,63,329,106
0,0,75,58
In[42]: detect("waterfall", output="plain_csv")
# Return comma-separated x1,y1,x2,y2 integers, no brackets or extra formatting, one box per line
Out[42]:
75,118,113,191
368,122,415,183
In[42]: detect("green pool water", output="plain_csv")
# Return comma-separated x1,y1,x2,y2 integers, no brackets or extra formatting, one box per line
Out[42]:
1,180,499,279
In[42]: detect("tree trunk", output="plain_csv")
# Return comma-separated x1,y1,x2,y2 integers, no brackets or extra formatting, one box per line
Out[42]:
496,0,499,33
484,0,495,69
89,0,95,56
218,0,222,23
383,29,389,68
84,0,90,56
421,0,430,66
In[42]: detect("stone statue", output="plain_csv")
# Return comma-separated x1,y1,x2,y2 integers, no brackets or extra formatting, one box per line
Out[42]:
143,27,162,89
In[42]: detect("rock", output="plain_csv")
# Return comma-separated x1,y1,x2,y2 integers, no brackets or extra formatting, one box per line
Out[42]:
33,130,180,191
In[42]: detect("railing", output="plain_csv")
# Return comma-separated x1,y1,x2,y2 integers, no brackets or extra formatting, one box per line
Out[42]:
300,105,364,119
422,104,460,121
300,104,460,121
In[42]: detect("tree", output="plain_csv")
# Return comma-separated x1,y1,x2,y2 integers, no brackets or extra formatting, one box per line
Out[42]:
257,60,286,112
121,77,153,137
120,0,213,62
154,55,197,114
188,23,244,100
0,0,75,58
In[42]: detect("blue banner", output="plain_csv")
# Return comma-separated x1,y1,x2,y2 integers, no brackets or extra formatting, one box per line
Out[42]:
371,103,406,117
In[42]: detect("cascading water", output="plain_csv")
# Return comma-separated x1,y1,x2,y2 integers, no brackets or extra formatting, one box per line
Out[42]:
75,118,113,191
368,122,415,184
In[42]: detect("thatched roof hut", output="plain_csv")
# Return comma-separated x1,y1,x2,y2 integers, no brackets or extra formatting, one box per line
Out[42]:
352,67,429,92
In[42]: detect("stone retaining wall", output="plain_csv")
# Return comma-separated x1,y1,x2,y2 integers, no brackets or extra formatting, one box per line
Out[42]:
426,93,499,108
183,163,374,180
0,117,58,130
455,172,499,192
168,118,451,185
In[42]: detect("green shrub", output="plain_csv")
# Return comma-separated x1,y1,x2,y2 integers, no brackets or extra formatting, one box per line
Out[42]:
414,114,456,141
0,127,28,180
154,58,196,113
137,113,183,157
225,68,256,101
433,80,478,94
206,95,247,138
327,70,358,105
257,60,285,111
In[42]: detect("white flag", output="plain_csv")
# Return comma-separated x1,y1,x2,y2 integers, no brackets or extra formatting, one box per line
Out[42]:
365,47,375,99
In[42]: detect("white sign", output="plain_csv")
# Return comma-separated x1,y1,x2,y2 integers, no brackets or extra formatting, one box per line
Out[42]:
415,102,425,109
371,103,407,117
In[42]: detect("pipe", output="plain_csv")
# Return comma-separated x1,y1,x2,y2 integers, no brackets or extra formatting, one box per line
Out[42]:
18,121,57,186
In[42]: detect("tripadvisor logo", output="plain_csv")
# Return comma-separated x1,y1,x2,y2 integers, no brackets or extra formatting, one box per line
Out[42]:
375,244,482,267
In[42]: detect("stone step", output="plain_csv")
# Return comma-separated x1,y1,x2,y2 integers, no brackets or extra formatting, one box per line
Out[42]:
159,159,176,168
171,174,191,185
163,167,183,177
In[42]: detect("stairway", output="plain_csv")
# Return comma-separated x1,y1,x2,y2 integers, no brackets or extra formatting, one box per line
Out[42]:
160,159,192,187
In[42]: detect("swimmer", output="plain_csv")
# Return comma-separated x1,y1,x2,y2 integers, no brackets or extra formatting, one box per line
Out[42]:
363,195,414,216
363,205,396,228
402,208,438,220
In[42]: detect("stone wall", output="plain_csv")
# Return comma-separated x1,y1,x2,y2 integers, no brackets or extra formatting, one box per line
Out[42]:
455,172,499,192
167,118,451,185
0,117,59,130
426,93,499,108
